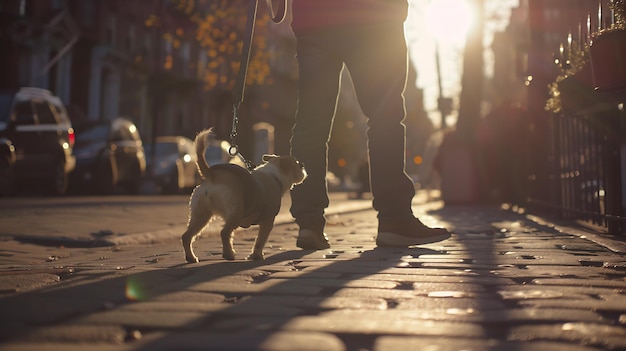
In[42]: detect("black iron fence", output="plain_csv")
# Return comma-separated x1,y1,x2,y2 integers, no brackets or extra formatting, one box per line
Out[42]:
526,0,626,235
548,104,625,234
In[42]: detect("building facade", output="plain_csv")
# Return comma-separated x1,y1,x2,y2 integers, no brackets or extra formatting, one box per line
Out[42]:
0,0,296,155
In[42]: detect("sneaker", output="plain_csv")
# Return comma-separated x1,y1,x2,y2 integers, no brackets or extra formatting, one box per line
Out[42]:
376,217,451,247
297,229,331,250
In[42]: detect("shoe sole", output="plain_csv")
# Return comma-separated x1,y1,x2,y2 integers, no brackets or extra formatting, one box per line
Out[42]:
376,230,451,247
296,232,331,250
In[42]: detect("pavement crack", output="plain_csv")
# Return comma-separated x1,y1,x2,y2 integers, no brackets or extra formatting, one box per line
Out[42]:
394,281,414,290
384,299,399,309
250,271,272,283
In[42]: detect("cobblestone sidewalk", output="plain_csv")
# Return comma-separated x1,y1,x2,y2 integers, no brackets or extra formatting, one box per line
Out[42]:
1,202,626,350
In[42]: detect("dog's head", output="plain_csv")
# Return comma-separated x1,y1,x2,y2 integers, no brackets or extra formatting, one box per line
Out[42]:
261,154,307,188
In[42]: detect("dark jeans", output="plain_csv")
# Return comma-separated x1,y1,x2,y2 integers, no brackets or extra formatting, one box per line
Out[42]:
290,22,415,231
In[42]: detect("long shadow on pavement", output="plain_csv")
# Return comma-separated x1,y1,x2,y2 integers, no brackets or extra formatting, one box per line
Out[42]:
3,204,624,350
0,242,444,350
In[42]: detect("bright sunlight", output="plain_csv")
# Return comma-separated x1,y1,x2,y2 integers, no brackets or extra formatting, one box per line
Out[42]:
406,0,519,128
426,0,475,47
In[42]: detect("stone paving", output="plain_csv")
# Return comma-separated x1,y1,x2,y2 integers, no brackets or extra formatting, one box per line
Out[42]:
1,200,626,351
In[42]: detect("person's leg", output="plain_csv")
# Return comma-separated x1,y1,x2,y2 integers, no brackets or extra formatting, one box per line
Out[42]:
345,23,451,246
290,32,344,248
344,23,414,217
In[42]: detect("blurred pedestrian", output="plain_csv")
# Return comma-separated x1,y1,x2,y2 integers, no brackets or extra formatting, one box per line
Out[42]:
289,0,451,249
477,103,530,205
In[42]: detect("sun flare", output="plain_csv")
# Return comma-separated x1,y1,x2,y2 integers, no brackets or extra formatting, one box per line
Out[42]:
426,0,474,47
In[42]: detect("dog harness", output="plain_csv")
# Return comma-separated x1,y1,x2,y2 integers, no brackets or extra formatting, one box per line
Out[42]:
210,163,283,227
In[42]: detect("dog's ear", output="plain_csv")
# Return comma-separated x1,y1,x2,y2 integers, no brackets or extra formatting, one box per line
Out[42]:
262,154,278,163
279,156,307,186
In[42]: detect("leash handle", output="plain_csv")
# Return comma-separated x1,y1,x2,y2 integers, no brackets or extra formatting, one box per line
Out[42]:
265,0,287,23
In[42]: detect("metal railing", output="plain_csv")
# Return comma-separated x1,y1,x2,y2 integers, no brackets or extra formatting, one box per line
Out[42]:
550,106,625,234
526,0,626,235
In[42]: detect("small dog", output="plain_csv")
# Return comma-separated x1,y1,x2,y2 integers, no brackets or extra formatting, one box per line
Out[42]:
182,129,306,262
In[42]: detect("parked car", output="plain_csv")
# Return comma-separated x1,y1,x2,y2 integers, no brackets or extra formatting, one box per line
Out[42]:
70,117,145,195
145,136,199,194
204,138,235,167
0,87,76,195
0,138,16,196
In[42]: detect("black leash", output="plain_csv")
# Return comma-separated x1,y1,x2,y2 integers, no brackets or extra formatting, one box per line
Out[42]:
228,0,287,171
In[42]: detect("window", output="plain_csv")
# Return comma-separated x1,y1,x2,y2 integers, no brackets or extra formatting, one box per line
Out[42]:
143,35,152,59
127,23,136,52
34,101,57,125
119,126,133,141
12,100,36,125
163,38,173,70
109,123,124,141
0,95,14,122
197,49,207,79
49,103,67,123
52,0,63,10
80,0,95,26
181,41,190,77
106,15,117,45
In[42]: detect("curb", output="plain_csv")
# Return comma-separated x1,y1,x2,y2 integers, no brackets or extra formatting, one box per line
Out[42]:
525,213,626,254
11,197,375,248
103,197,374,246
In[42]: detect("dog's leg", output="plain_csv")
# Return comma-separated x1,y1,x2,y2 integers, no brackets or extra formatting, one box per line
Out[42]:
247,218,274,261
220,222,238,260
181,198,212,263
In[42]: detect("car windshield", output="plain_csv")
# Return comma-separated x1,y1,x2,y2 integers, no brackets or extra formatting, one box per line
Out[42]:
0,94,15,122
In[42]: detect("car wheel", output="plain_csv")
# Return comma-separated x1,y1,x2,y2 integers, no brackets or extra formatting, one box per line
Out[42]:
0,156,15,196
123,164,141,195
45,159,68,196
95,162,115,195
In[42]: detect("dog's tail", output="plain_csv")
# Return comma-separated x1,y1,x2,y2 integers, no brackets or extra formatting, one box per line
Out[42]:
194,128,213,179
